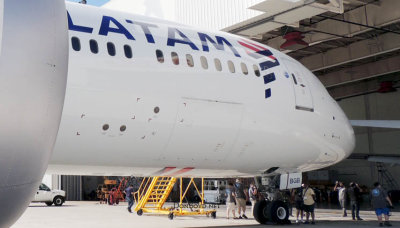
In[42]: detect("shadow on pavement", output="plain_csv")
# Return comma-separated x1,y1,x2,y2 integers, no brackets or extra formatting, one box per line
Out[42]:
189,220,400,228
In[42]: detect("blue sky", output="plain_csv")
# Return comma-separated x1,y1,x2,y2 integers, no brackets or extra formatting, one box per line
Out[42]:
67,0,110,7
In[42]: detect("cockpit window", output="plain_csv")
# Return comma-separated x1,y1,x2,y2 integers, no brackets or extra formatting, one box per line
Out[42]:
156,50,164,63
71,37,81,51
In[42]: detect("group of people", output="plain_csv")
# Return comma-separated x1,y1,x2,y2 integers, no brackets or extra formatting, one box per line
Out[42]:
125,179,395,227
292,181,394,226
225,179,259,219
334,181,394,227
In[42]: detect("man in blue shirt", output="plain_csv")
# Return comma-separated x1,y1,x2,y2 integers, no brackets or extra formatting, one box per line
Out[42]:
371,182,393,227
124,185,134,213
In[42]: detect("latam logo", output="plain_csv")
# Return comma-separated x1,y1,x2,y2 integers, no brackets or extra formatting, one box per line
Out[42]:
238,39,280,99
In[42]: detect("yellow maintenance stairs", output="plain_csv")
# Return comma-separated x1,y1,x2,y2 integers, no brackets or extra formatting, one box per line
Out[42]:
133,177,216,220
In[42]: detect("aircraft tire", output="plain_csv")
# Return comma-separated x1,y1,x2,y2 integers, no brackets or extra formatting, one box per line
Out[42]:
253,200,268,224
266,200,289,224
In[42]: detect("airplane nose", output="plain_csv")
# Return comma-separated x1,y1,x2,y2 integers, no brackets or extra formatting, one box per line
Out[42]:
0,1,68,227
343,120,356,158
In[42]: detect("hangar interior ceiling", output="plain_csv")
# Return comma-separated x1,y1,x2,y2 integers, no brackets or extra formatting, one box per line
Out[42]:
225,0,400,188
227,0,400,101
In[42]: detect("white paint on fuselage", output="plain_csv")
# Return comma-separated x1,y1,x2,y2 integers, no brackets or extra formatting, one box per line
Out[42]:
48,3,355,177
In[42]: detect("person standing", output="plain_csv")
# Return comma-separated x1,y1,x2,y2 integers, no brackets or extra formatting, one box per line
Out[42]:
124,184,134,213
226,183,237,219
371,182,393,227
234,179,248,219
334,181,347,217
291,185,304,224
303,183,316,225
249,183,258,214
348,182,363,220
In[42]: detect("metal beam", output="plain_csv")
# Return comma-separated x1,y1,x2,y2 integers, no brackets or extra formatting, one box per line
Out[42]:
318,54,400,88
264,0,400,51
328,76,400,100
301,32,400,72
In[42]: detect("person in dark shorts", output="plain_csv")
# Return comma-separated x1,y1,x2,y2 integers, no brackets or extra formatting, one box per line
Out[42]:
348,182,363,220
234,179,248,219
302,183,316,225
291,185,304,224
371,182,394,227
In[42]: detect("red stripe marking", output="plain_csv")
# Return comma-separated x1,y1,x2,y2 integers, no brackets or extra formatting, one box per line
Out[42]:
162,167,177,173
151,167,176,176
238,41,262,52
168,167,194,176
245,40,268,51
239,40,277,62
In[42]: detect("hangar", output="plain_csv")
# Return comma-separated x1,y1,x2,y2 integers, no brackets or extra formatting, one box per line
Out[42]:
8,0,400,227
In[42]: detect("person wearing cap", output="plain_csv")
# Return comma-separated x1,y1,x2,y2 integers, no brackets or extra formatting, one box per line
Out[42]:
234,179,248,219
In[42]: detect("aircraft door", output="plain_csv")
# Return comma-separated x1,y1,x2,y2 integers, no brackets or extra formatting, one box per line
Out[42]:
283,58,314,112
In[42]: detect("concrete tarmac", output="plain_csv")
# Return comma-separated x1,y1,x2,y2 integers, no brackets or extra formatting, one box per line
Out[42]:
13,201,400,228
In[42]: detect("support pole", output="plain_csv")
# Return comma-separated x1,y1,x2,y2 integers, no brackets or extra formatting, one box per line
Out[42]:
179,177,183,214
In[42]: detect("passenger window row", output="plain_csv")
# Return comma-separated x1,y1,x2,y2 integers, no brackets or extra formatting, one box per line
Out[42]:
71,37,261,77
71,36,133,59
156,49,260,77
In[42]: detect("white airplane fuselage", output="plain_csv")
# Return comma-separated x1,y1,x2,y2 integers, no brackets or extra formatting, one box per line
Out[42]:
0,1,355,227
48,3,355,177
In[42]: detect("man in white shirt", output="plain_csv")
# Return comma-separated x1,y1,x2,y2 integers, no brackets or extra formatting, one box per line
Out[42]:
334,181,347,217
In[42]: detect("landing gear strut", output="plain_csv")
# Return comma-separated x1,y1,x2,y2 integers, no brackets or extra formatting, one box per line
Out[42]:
253,200,290,224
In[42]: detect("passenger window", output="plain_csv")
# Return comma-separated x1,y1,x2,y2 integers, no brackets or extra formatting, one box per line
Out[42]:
107,42,116,56
156,50,164,63
214,58,222,71
89,39,98,54
171,52,179,65
201,56,208,69
253,64,260,77
71,37,81,51
124,45,133,59
228,61,235,73
241,63,249,75
186,54,194,67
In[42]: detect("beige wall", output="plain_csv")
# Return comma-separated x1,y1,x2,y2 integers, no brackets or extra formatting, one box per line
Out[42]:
327,90,400,188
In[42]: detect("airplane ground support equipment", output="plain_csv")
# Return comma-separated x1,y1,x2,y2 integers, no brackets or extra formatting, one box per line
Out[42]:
133,177,216,220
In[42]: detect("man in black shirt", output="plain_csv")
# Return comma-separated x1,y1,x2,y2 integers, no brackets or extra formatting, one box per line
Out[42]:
348,182,362,221
234,179,248,219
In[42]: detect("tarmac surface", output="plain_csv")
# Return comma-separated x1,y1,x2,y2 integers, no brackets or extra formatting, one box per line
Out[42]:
12,201,400,228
